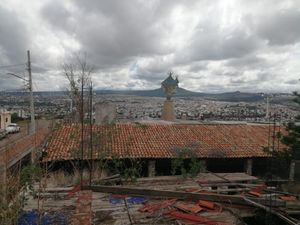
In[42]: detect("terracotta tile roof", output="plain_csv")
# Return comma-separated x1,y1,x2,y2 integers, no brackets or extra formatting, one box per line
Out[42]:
43,123,286,162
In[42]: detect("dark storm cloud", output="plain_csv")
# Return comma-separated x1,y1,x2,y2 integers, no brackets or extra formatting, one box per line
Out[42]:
0,6,29,64
256,72,272,82
40,0,177,68
226,55,267,69
230,72,271,85
222,71,239,77
37,0,300,91
244,6,300,45
31,64,50,73
40,1,73,32
251,8,300,46
189,29,260,60
175,22,263,64
188,62,208,72
133,72,166,83
0,6,30,91
285,79,300,85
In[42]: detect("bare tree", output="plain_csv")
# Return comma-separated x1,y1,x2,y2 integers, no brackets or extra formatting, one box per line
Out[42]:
63,53,93,122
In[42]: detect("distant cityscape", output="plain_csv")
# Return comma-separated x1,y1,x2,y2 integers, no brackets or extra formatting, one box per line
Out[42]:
0,90,298,123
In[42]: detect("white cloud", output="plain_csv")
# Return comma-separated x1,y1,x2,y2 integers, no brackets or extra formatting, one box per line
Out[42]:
0,0,300,93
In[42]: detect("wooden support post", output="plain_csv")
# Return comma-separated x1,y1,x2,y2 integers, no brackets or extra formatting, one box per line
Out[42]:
289,160,295,181
245,159,253,175
200,160,207,171
0,163,6,181
148,160,156,177
0,163,7,205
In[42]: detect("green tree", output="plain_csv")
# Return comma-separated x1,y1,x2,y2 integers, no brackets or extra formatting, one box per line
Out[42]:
281,123,300,160
11,112,19,123
280,92,300,160
171,148,205,178
278,92,300,180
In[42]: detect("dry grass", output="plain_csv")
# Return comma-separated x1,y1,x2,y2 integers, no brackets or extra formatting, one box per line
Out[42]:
44,168,108,188
282,181,300,194
0,173,24,225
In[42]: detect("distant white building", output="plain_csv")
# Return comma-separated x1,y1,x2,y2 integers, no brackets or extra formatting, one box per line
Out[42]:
0,109,11,130
95,101,116,124
17,109,27,118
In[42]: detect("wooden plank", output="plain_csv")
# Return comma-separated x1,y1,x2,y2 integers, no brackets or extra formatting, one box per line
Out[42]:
176,186,251,193
243,197,299,225
177,183,266,191
135,173,257,184
204,187,251,193
197,183,262,187
82,185,285,207
265,189,300,198
198,172,258,183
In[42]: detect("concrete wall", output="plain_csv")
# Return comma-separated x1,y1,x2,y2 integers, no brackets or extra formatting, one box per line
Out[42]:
0,112,11,129
95,102,116,124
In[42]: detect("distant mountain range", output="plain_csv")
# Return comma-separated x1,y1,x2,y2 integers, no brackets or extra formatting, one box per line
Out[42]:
95,87,265,102
4,87,288,102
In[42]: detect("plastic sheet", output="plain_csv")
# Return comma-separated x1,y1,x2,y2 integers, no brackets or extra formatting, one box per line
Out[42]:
109,195,147,205
18,210,67,225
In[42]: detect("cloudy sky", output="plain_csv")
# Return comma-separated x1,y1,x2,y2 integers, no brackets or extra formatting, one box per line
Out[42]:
1,0,300,93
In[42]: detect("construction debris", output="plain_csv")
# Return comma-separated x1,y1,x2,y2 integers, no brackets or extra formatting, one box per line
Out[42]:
174,201,203,214
167,210,230,225
22,173,300,225
83,184,286,207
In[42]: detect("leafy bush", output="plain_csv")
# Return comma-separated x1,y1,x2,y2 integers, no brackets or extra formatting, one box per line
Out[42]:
171,148,205,178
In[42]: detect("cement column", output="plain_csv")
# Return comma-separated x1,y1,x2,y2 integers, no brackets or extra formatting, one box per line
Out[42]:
200,160,207,172
148,160,156,177
161,100,175,121
289,160,295,181
245,159,253,175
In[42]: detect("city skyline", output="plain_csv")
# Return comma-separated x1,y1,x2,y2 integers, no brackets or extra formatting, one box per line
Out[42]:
1,0,300,93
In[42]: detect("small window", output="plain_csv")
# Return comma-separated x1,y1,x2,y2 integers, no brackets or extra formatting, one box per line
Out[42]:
6,118,8,122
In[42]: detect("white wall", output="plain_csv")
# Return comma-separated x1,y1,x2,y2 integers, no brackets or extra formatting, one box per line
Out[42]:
0,112,11,129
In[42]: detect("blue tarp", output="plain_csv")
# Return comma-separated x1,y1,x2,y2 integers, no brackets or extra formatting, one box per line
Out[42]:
109,195,147,205
18,210,67,225
127,196,147,204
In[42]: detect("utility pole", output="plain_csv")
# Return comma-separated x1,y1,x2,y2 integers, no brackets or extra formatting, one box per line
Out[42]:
89,82,93,186
266,95,269,121
27,50,35,134
80,75,84,187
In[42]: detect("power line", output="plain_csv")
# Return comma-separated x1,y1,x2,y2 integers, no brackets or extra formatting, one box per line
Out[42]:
31,63,53,71
6,72,28,82
0,63,25,69
0,73,24,80
26,50,35,135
